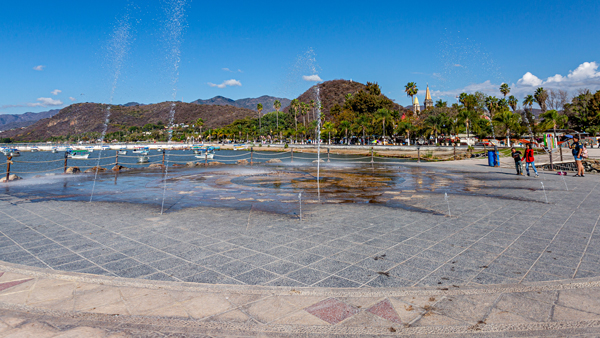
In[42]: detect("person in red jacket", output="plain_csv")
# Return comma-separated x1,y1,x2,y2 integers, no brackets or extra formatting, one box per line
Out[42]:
522,143,539,177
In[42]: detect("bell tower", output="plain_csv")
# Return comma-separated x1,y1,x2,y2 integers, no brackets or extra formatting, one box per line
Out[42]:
424,85,433,110
413,96,421,114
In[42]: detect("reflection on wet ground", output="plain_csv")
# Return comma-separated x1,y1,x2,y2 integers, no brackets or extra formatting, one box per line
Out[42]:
2,162,542,216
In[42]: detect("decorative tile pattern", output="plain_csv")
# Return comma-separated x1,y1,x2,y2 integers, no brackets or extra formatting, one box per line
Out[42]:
367,299,402,323
0,277,32,292
304,298,360,324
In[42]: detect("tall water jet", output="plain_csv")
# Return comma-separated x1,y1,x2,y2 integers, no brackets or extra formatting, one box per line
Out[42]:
160,0,187,215
314,85,322,201
90,11,132,202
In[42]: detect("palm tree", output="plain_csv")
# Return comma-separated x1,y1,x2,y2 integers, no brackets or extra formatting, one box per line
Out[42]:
500,83,511,98
195,118,204,142
374,108,392,139
523,95,535,111
300,102,308,128
540,109,568,158
273,100,281,133
322,122,336,144
257,103,263,134
395,120,415,145
534,87,548,112
310,99,315,121
485,96,499,118
457,109,478,143
404,82,418,114
435,99,447,108
339,120,351,144
492,110,519,147
424,114,443,144
290,99,299,142
508,95,518,112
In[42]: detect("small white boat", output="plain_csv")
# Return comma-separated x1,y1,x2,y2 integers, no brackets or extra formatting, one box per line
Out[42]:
118,150,127,155
30,147,39,152
3,148,20,157
137,156,149,163
51,148,58,153
233,144,248,151
84,146,94,153
195,153,214,160
133,147,149,155
67,150,90,159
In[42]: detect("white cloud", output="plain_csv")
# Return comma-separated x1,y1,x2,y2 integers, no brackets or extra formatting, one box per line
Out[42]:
29,97,63,107
222,68,243,73
453,64,464,68
517,72,543,87
432,61,600,100
207,79,242,88
33,65,45,71
0,97,64,109
303,74,322,82
51,89,62,96
69,97,76,101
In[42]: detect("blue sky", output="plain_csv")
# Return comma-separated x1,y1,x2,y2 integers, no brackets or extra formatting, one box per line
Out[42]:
1,0,599,115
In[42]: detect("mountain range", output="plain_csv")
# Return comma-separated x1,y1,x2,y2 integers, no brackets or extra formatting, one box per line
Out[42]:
192,95,291,112
0,80,401,142
0,109,60,131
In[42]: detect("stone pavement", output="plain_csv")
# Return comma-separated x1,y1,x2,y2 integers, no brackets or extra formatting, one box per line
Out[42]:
1,162,600,336
3,262,600,337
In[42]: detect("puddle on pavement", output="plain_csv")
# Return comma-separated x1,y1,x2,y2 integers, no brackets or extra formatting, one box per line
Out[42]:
1,163,544,215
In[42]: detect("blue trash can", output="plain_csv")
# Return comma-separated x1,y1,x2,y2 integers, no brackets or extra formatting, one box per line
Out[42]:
488,151,495,166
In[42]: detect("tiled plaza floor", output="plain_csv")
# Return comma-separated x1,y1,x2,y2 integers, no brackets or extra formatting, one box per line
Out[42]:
1,161,600,336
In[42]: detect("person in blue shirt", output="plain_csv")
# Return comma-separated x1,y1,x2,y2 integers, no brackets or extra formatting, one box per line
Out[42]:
572,136,585,177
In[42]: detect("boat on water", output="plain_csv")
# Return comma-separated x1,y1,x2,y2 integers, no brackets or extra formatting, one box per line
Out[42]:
67,150,90,159
2,148,20,157
137,155,149,163
30,147,40,152
84,146,94,153
195,153,214,160
191,145,205,154
133,147,149,155
195,148,215,160
51,148,58,153
233,144,248,151
118,148,127,155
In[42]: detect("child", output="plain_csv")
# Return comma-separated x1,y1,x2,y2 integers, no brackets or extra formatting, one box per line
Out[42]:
522,143,538,177
511,148,523,175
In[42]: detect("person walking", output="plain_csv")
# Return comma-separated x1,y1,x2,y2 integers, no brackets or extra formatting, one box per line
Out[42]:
511,147,523,175
522,143,539,177
572,136,585,177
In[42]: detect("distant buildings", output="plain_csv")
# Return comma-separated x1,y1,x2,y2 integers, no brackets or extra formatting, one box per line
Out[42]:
412,85,433,113
424,85,433,110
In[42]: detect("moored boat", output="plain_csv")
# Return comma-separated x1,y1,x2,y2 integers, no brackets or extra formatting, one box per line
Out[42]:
133,147,149,155
3,148,20,157
67,150,90,159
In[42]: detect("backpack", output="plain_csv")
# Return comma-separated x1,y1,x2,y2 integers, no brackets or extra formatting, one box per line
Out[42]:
582,145,589,158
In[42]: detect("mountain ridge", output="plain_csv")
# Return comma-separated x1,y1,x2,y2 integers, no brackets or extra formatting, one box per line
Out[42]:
0,109,60,131
193,95,291,112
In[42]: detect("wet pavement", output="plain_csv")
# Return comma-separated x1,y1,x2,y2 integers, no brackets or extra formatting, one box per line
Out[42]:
2,161,600,336
1,162,598,288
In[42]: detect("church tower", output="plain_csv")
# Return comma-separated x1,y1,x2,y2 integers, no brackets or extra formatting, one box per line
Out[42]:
413,96,421,114
424,85,433,110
